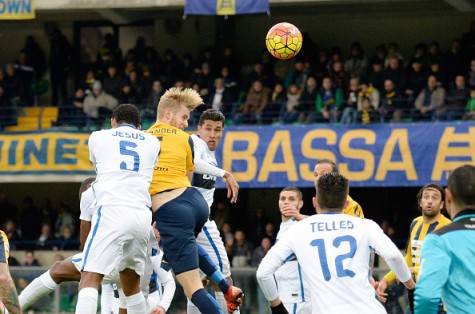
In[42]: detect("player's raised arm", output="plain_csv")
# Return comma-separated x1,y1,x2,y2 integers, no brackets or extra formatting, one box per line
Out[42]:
367,220,414,290
256,235,294,313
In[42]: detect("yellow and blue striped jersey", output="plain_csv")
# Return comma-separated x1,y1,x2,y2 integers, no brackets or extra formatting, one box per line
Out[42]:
146,122,194,195
343,195,364,218
383,214,451,284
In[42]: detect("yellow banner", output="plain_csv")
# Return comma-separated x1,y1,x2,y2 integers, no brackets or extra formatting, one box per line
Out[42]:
0,0,35,20
0,132,92,174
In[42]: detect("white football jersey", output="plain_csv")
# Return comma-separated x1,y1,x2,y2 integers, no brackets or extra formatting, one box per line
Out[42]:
274,219,309,304
258,213,411,314
79,187,96,221
88,125,160,210
191,134,224,209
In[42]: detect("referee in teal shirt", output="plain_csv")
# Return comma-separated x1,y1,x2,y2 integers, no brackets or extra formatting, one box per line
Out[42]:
415,165,475,314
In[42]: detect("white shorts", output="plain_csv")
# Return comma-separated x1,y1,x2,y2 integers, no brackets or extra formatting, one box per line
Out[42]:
71,253,120,285
196,220,231,277
81,206,152,277
283,301,312,314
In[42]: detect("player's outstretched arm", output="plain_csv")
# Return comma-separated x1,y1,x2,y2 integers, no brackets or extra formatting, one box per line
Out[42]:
256,239,293,313
367,221,412,286
151,256,176,313
414,234,449,314
0,263,21,314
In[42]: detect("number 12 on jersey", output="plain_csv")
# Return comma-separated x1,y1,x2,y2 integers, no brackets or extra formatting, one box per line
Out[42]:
311,235,357,281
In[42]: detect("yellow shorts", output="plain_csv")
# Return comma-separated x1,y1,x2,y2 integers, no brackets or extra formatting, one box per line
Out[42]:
0,230,9,264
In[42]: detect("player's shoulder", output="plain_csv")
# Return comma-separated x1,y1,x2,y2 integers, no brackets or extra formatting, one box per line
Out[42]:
438,215,452,226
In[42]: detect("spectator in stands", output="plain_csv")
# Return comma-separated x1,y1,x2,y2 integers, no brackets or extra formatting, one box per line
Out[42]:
427,41,442,65
315,50,330,81
357,81,379,111
232,230,252,267
468,59,475,88
357,96,378,124
464,89,475,120
297,76,318,123
385,42,404,65
49,28,72,106
329,60,348,90
380,79,404,122
341,77,360,124
83,70,96,91
383,56,405,91
16,51,35,105
3,220,21,243
207,77,235,116
414,75,446,121
118,84,139,105
405,58,428,105
221,223,234,244
428,61,447,88
236,80,269,124
19,197,42,241
251,237,272,267
262,82,286,124
213,201,231,229
344,42,368,78
128,70,145,102
368,59,385,92
54,202,74,238
284,59,307,89
193,62,213,97
68,87,87,127
446,75,470,120
102,65,124,99
219,47,240,76
36,223,55,250
220,66,239,99
444,40,466,83
83,81,118,127
263,222,276,244
281,83,301,124
23,251,41,267
144,80,163,117
141,66,154,97
316,76,343,123
3,64,21,105
245,62,266,90
57,226,77,250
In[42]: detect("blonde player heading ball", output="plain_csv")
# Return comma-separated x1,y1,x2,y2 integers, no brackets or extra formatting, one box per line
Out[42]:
257,172,415,314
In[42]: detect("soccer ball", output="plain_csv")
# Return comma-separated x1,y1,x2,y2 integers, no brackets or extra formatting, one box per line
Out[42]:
265,22,303,60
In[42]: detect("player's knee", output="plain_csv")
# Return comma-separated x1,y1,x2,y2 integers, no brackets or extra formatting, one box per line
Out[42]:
49,261,65,282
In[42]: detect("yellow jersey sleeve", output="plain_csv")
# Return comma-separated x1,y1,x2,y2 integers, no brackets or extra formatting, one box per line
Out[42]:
343,195,365,218
147,122,192,194
0,230,10,264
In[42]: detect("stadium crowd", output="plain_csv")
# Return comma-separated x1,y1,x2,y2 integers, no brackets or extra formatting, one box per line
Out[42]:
2,29,475,129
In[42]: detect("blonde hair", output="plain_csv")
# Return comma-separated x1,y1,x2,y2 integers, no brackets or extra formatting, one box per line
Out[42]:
157,87,203,118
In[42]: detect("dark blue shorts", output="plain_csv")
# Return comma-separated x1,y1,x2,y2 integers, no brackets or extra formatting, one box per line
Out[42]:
154,187,209,274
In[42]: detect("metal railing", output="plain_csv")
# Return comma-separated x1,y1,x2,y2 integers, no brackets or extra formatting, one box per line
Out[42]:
1,96,474,132
10,266,408,314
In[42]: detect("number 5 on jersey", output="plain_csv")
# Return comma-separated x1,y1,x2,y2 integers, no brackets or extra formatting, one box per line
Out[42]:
119,140,140,172
311,235,357,281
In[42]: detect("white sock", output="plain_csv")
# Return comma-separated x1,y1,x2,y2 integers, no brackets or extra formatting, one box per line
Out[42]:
125,292,146,314
75,287,99,314
100,284,115,314
215,292,228,313
19,271,58,309
186,298,201,314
